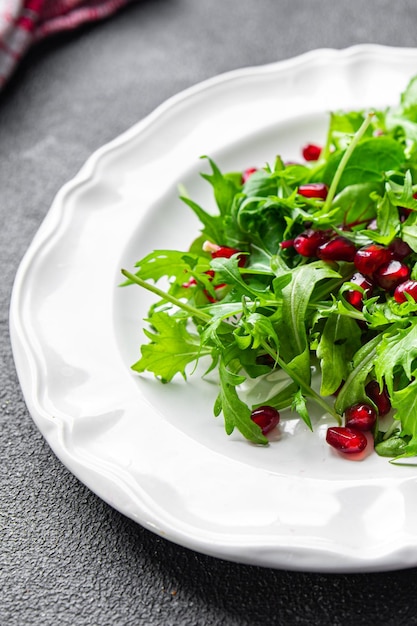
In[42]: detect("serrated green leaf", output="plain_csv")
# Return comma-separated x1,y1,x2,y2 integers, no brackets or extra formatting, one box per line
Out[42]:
132,312,213,382
375,320,417,396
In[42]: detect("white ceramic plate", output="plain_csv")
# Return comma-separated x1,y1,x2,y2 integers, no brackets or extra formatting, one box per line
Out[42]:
10,45,417,573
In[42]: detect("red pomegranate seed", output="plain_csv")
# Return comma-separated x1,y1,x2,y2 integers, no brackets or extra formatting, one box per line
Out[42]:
326,426,368,454
354,244,393,275
344,272,374,310
394,279,417,303
374,259,410,291
251,405,280,435
365,380,391,416
317,236,357,262
280,238,295,249
293,229,330,257
344,403,377,431
302,143,322,161
211,245,246,267
388,238,412,260
242,167,258,183
298,183,328,200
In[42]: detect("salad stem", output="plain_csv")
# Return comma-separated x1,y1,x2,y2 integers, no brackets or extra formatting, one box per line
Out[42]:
121,269,212,323
322,111,375,214
259,340,342,424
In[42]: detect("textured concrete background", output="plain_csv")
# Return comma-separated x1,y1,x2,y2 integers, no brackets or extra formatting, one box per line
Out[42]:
2,1,417,624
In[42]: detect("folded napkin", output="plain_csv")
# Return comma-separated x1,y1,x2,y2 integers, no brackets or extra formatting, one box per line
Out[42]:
0,0,135,87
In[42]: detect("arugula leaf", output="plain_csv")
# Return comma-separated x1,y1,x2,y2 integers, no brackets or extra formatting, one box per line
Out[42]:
125,77,417,457
180,195,224,244
334,333,382,414
200,156,241,217
316,314,362,396
215,355,268,444
390,374,417,446
291,389,312,431
401,211,417,252
130,249,209,283
132,312,214,382
374,320,417,396
273,261,340,381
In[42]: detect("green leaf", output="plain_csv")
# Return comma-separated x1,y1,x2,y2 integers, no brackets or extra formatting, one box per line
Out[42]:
216,357,268,444
291,388,312,430
391,374,417,445
375,434,410,458
334,333,382,414
131,249,208,283
401,211,417,252
323,136,405,192
375,320,417,396
330,182,381,227
210,255,267,300
180,195,224,244
274,261,341,381
200,156,241,217
373,190,400,244
132,312,213,382
316,314,362,396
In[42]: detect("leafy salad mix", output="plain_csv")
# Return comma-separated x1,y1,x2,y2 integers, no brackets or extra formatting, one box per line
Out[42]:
122,75,417,462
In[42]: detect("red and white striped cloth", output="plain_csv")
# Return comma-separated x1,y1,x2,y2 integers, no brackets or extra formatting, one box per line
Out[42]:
0,0,135,87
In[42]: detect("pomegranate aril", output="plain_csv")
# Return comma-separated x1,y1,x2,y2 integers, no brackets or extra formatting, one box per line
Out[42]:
394,279,417,303
302,143,322,161
365,380,391,416
344,402,377,431
388,238,412,260
317,236,357,262
374,259,410,291
242,167,258,184
298,183,328,200
293,229,330,257
280,238,295,249
251,405,280,435
345,272,374,310
354,244,393,275
211,245,246,267
326,426,368,454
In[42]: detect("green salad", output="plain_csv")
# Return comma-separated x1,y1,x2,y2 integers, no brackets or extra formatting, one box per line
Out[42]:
122,75,417,462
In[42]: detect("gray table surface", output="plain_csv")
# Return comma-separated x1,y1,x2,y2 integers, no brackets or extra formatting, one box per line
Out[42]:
2,1,417,624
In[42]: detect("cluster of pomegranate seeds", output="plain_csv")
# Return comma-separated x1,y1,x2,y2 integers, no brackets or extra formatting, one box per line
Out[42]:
293,229,330,257
326,381,392,456
326,402,376,455
250,405,280,435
